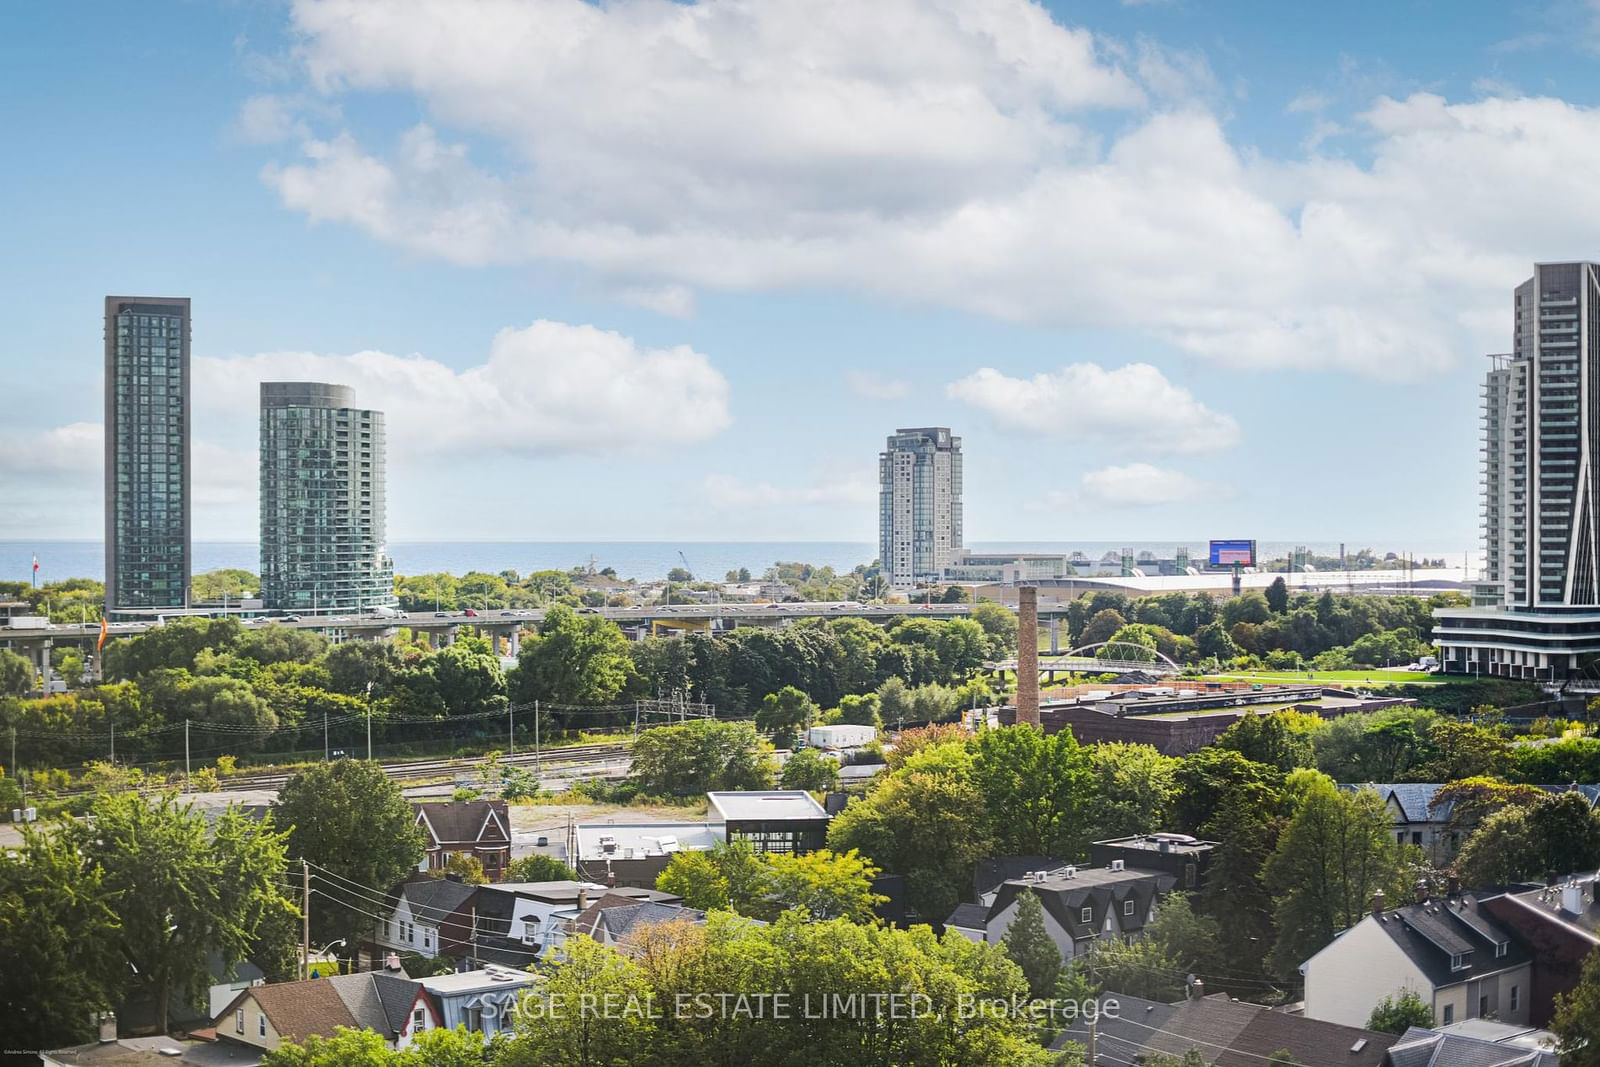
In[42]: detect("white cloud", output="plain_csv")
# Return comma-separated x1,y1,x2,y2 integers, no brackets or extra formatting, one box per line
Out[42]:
1079,462,1213,508
945,362,1239,454
252,1,1600,378
702,472,876,510
846,371,912,401
194,320,731,459
234,95,309,144
614,284,696,318
1286,90,1330,114
0,422,102,476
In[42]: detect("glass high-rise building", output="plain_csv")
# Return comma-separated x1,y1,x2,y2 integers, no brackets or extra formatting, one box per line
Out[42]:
259,382,396,614
1436,261,1600,680
879,427,963,589
104,296,191,617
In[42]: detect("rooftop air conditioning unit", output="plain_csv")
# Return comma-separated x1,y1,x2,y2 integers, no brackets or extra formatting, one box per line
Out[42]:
1063,866,1077,878
1109,860,1125,872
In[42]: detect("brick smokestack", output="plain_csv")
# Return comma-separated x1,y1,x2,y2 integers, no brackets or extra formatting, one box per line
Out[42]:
1016,586,1039,725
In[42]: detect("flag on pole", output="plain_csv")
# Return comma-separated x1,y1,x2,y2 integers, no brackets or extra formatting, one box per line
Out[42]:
97,617,109,654
31,554,38,588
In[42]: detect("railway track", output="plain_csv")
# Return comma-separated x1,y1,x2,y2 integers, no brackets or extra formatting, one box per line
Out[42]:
211,743,632,792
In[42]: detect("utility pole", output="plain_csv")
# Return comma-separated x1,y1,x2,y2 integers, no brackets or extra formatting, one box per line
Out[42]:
534,700,540,765
1088,941,1098,1065
8,726,15,781
323,711,329,762
508,700,514,756
109,719,115,763
365,682,374,761
633,700,640,739
301,858,311,981
184,720,190,787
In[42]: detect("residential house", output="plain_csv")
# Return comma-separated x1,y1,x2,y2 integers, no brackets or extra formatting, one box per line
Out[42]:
42,1035,264,1066
571,891,709,954
214,968,439,1055
1302,892,1533,1030
1088,833,1215,889
1051,991,1396,1067
1384,1024,1561,1067
418,967,540,1041
1348,783,1600,865
945,860,1177,961
574,820,722,888
1480,871,1600,1025
367,874,479,968
414,800,511,880
705,790,830,855
436,880,684,967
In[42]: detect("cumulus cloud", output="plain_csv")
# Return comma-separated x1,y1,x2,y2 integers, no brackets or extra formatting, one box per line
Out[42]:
945,362,1239,454
249,0,1600,378
194,320,732,458
846,371,912,401
0,422,102,475
1079,462,1214,508
702,472,876,510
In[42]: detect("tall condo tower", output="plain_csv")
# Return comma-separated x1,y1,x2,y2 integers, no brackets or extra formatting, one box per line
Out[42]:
104,296,191,618
259,382,396,614
1436,261,1600,680
879,427,963,589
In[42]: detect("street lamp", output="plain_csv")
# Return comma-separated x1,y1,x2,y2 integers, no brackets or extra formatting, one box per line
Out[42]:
305,938,346,979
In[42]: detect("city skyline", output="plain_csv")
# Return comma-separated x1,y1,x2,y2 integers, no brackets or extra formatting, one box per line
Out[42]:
15,3,1600,544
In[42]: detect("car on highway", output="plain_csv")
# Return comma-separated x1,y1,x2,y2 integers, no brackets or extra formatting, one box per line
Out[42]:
433,611,449,617
462,608,479,617
283,614,301,622
500,610,517,617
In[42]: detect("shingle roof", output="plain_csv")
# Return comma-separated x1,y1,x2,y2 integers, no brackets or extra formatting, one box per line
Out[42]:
414,800,509,846
989,866,1174,941
1387,1027,1560,1067
241,979,359,1043
1053,992,1395,1067
573,892,707,946
945,902,988,932
1371,896,1529,988
974,856,1067,898
395,876,479,921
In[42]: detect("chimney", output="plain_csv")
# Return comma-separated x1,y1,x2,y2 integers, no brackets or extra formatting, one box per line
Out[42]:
1446,874,1460,898
606,870,617,889
1414,879,1429,905
1187,976,1204,1001
577,886,589,911
1016,587,1039,726
1371,889,1386,916
97,1011,118,1043
445,872,463,883
384,953,404,974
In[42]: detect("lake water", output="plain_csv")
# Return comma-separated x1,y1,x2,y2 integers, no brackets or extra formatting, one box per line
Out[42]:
2,539,1474,585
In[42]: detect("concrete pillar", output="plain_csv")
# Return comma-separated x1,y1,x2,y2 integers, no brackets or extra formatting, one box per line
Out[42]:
1049,616,1061,654
1016,587,1040,726
509,627,521,656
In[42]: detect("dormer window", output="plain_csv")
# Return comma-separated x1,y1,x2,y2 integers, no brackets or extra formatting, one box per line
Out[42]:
1080,907,1093,923
1450,952,1472,971
1123,900,1135,917
1495,942,1507,958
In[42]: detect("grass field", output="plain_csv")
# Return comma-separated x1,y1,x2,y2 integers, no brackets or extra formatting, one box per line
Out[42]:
1196,669,1445,685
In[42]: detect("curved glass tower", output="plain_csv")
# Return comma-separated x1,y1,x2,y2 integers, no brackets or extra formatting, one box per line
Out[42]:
259,382,396,614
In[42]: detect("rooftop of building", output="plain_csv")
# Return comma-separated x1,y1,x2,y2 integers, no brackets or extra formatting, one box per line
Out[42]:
1364,894,1530,988
1092,833,1219,856
43,1036,264,1066
1504,871,1600,938
575,820,722,860
705,790,830,822
1389,1026,1560,1067
418,966,540,995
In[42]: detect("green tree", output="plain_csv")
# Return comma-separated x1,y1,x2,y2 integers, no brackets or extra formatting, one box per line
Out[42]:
655,849,731,910
500,935,656,1067
505,854,578,881
275,760,425,955
0,823,122,1049
1553,948,1600,1067
1216,711,1321,773
1079,609,1128,649
322,641,401,697
1266,576,1290,614
833,691,882,729
1195,620,1241,662
780,747,840,792
1264,779,1402,979
0,648,34,695
441,853,488,884
970,601,1020,658
969,724,1094,858
1367,989,1435,1034
1085,742,1178,841
427,634,508,718
1145,894,1224,978
259,1026,395,1067
628,720,776,795
755,685,817,748
761,848,885,922
510,604,636,708
1003,888,1060,999
1529,791,1600,876
104,617,243,679
70,791,295,1033
827,747,992,920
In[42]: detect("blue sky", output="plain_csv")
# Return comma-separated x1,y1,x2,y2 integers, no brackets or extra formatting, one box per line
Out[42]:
5,0,1600,551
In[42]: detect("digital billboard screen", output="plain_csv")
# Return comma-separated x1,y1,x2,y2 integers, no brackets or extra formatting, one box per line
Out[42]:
1209,540,1256,567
